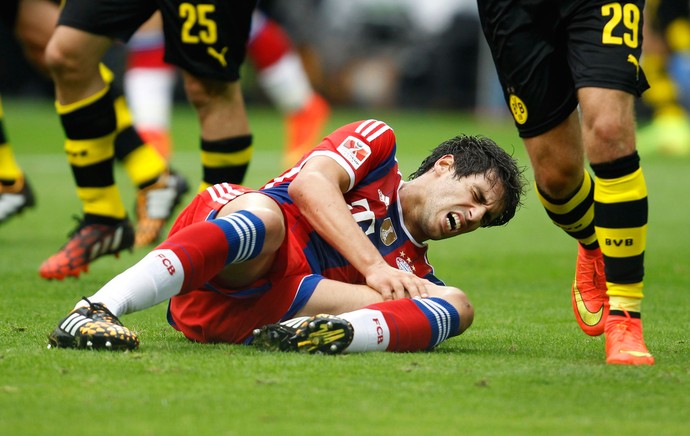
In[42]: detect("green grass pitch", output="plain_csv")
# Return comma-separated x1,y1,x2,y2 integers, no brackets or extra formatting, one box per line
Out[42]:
0,97,688,435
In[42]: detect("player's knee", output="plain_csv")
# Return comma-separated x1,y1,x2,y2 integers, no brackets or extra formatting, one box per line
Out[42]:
437,286,474,333
250,208,286,252
183,75,235,109
45,37,85,81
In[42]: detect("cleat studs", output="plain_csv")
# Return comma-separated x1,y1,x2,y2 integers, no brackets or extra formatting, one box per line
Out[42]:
86,340,93,348
253,328,261,335
309,322,316,329
105,341,112,349
330,344,338,352
327,321,333,329
47,344,52,349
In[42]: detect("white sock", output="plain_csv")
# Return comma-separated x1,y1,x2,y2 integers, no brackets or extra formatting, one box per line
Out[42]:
258,52,312,113
76,249,185,316
339,309,390,353
124,67,176,131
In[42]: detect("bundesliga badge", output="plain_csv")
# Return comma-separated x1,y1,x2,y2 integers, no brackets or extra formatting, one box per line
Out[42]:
337,136,371,169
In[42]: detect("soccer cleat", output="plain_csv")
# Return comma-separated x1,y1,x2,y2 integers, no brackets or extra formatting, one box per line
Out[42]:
139,128,172,162
254,314,353,355
605,311,654,365
252,323,299,352
39,217,135,280
48,298,139,350
0,176,35,224
283,93,330,168
572,245,610,336
134,170,189,247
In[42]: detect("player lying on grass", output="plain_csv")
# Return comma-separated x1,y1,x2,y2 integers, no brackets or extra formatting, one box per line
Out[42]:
48,119,526,354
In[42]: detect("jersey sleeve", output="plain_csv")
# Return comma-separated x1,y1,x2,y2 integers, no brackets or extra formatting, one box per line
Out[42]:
306,119,397,191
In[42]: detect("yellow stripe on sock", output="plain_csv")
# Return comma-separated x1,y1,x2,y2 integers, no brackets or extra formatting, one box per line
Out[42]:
594,168,646,203
55,85,110,115
0,144,22,180
77,185,127,218
536,171,592,215
201,147,254,167
608,287,644,304
64,135,116,167
595,225,647,257
122,145,166,186
113,95,134,131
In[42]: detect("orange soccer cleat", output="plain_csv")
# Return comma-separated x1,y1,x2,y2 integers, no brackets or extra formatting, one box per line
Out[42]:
605,310,654,365
572,245,610,336
283,93,330,168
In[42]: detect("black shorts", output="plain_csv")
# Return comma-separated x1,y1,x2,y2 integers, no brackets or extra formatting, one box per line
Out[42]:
58,0,256,81
477,0,650,138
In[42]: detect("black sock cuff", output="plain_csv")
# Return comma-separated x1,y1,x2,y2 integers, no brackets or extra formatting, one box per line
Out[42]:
201,135,253,153
590,151,640,179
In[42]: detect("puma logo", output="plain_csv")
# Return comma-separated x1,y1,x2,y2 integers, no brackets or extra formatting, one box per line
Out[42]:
207,46,228,67
627,54,640,79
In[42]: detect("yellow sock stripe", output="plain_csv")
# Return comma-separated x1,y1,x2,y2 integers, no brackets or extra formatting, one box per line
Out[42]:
607,283,644,301
197,181,212,193
122,145,166,186
56,85,110,115
113,95,134,131
594,168,646,204
64,134,117,167
77,185,127,218
535,172,596,245
536,171,592,215
595,225,647,257
99,63,115,85
0,144,22,180
200,146,254,167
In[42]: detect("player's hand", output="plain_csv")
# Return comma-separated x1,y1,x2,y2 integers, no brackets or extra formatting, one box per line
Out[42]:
364,262,431,301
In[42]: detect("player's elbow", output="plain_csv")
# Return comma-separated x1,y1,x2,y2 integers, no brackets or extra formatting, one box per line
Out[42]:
437,286,474,333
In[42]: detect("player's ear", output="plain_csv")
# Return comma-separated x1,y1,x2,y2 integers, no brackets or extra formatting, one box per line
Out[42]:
435,154,455,173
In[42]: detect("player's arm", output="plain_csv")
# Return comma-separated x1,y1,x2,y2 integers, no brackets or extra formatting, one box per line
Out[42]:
289,155,430,300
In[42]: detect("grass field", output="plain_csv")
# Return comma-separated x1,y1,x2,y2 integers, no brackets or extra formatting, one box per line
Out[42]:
0,97,688,435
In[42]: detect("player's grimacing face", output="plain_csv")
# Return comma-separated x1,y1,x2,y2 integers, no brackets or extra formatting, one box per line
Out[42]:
422,170,505,240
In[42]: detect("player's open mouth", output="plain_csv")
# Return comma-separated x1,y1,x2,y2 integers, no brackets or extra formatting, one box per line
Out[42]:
446,212,462,231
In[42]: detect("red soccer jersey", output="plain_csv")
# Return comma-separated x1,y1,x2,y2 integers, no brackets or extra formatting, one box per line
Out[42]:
260,119,442,286
168,119,442,344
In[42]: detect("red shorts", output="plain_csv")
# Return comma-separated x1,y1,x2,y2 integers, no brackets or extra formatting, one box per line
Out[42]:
166,184,322,344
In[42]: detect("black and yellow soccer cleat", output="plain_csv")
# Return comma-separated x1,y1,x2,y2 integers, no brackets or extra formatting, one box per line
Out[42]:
48,298,139,351
252,323,299,352
253,314,353,355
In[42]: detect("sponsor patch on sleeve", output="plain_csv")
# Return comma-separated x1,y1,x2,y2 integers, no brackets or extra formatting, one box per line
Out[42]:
337,136,371,169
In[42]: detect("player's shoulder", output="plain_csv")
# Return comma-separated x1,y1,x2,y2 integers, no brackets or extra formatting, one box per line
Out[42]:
348,119,394,142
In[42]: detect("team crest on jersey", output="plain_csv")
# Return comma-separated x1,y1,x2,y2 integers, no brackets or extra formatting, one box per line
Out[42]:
395,256,413,273
337,136,371,169
509,94,528,125
380,218,397,246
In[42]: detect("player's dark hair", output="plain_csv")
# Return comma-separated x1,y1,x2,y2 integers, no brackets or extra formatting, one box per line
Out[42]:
409,135,527,227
